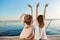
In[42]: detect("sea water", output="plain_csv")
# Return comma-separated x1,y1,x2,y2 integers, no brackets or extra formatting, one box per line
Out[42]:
0,20,60,36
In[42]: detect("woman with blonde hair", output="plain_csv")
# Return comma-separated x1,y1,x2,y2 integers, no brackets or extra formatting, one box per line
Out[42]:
34,3,48,40
19,4,34,40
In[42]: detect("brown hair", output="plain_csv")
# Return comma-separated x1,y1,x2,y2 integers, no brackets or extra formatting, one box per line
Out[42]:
24,15,32,25
37,15,44,28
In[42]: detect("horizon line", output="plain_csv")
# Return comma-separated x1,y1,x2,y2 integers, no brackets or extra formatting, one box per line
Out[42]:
0,19,60,22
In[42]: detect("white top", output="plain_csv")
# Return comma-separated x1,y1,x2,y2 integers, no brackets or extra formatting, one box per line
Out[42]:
39,26,47,39
34,20,47,40
20,24,34,39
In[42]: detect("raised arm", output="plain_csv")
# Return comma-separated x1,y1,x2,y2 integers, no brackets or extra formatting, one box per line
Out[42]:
43,4,48,19
28,4,34,23
36,3,39,18
28,4,33,17
20,14,27,21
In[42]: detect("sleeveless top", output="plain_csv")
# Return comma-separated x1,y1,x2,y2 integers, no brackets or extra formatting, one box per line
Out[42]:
34,19,47,40
20,24,34,39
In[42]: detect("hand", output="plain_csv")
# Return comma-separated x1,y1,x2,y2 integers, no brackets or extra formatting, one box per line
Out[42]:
45,4,48,8
22,14,27,16
28,4,32,8
36,3,39,7
20,14,26,20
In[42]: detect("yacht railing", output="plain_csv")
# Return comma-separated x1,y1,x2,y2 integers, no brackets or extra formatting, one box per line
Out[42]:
46,19,60,29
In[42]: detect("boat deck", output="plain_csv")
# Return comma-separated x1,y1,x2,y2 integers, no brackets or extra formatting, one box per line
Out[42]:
0,35,60,40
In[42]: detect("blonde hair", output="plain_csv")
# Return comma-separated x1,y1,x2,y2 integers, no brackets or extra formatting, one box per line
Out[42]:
24,15,32,25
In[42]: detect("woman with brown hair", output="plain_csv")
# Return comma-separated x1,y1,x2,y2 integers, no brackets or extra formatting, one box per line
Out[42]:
19,4,34,40
34,3,48,40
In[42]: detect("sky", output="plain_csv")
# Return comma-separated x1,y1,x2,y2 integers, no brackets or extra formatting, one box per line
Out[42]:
0,0,60,21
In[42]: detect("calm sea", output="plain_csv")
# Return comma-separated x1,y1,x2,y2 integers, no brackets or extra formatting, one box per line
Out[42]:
0,20,60,36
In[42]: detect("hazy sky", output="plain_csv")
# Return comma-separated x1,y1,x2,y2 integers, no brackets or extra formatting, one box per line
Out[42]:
0,0,60,21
